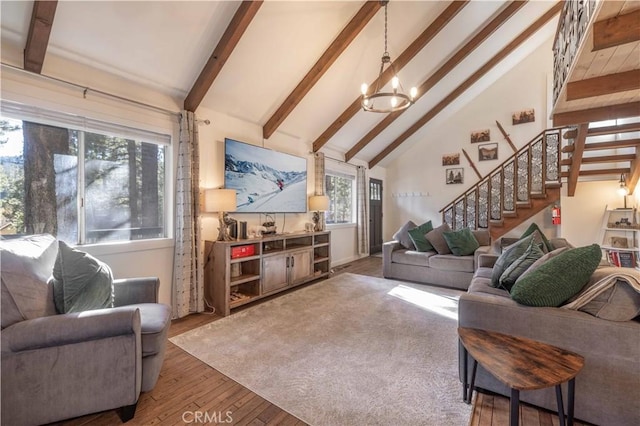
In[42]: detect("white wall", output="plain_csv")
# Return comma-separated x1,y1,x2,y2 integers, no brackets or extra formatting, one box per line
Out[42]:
560,180,639,248
384,36,554,239
195,107,372,267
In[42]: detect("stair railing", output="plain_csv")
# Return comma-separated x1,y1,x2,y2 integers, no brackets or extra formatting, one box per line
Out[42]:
440,127,572,230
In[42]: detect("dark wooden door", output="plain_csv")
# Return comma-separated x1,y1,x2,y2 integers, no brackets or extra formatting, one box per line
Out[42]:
369,178,383,254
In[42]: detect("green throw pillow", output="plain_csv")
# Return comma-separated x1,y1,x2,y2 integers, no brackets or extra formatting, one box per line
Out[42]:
490,235,533,287
520,223,553,252
408,221,434,252
510,244,602,307
498,239,544,291
442,228,480,256
51,241,114,314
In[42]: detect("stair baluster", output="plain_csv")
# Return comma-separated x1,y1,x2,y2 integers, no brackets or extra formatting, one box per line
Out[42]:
440,128,568,238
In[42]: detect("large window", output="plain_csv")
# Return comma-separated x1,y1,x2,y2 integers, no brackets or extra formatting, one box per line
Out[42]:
0,109,169,244
325,171,355,225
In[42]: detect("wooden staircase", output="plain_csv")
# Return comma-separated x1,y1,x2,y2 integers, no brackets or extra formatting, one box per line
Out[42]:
441,122,639,240
441,0,640,240
441,128,569,240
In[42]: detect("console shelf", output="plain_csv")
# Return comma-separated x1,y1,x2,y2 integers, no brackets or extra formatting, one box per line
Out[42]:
205,231,331,316
598,206,639,270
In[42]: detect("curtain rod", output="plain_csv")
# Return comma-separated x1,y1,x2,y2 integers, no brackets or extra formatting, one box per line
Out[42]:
1,62,181,117
312,152,361,169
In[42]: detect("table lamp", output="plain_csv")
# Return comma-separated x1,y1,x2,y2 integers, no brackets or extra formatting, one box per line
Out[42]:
309,195,329,232
205,188,237,241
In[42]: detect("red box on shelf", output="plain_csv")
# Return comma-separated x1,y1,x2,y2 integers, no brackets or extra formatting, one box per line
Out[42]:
231,244,255,259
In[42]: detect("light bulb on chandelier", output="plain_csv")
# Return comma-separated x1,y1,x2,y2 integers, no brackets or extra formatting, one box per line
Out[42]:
361,1,417,113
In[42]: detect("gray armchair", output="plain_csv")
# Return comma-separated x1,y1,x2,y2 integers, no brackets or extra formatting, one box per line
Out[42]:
1,235,171,425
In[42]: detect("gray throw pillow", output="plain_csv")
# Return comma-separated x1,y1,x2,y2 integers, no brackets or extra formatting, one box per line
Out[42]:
425,223,452,254
0,234,58,327
498,239,544,291
510,244,602,307
520,222,553,252
490,235,534,287
392,221,417,250
407,221,434,252
442,227,479,256
566,266,640,321
51,241,114,314
578,280,640,321
472,230,491,247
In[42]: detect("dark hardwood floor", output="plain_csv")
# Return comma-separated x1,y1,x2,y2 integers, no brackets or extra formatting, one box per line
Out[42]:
57,255,582,426
57,257,381,426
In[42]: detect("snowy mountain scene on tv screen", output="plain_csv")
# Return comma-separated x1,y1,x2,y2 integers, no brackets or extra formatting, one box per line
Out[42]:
224,138,307,213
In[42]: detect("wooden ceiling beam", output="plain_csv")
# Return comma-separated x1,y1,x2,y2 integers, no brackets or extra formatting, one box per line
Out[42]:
593,9,640,51
345,0,527,162
262,1,381,140
184,1,263,112
24,1,58,73
311,0,468,152
566,69,640,101
368,1,561,169
552,101,640,127
567,124,588,196
562,138,640,152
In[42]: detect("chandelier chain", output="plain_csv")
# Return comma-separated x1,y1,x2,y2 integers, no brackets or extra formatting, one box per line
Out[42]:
360,0,416,113
384,2,388,55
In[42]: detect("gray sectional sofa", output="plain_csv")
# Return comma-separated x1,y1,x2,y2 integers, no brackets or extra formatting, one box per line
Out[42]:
458,239,640,426
383,229,491,290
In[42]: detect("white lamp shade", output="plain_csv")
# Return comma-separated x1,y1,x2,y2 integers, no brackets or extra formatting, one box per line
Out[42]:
205,189,237,212
309,195,329,212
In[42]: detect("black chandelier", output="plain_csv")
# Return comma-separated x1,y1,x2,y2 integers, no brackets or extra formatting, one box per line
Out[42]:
361,0,417,113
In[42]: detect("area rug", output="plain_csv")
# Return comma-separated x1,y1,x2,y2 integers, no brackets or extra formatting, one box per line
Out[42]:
171,273,471,425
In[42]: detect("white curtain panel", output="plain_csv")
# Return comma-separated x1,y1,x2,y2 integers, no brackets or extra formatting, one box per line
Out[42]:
314,152,326,231
357,166,369,255
172,111,204,318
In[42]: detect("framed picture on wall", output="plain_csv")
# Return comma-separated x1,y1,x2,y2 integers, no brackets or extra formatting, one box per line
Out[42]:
478,143,498,161
470,129,490,143
446,168,464,184
512,108,535,125
442,153,460,166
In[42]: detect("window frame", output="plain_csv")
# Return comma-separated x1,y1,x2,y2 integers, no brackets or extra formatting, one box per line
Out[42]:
324,167,357,227
0,101,173,247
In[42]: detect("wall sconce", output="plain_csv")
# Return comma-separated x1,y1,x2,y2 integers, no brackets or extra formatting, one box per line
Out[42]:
308,195,329,232
205,188,237,241
617,173,629,209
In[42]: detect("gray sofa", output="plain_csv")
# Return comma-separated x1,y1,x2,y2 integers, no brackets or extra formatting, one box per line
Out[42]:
458,240,640,426
1,234,171,425
383,229,491,290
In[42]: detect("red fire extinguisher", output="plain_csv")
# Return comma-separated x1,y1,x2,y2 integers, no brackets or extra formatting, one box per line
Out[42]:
551,205,561,225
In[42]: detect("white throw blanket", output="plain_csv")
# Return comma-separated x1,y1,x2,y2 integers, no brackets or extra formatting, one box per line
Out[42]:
563,266,640,310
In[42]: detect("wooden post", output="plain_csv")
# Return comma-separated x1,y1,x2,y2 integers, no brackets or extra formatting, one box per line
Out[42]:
462,149,482,180
496,120,518,152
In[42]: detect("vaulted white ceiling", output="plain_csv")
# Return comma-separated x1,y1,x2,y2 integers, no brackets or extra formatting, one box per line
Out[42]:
1,1,560,167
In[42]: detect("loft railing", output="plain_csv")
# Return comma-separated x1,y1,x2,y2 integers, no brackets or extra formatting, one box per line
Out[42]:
552,0,599,104
441,127,573,230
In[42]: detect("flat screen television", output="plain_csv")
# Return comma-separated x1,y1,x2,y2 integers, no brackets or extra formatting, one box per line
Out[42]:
224,138,307,213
